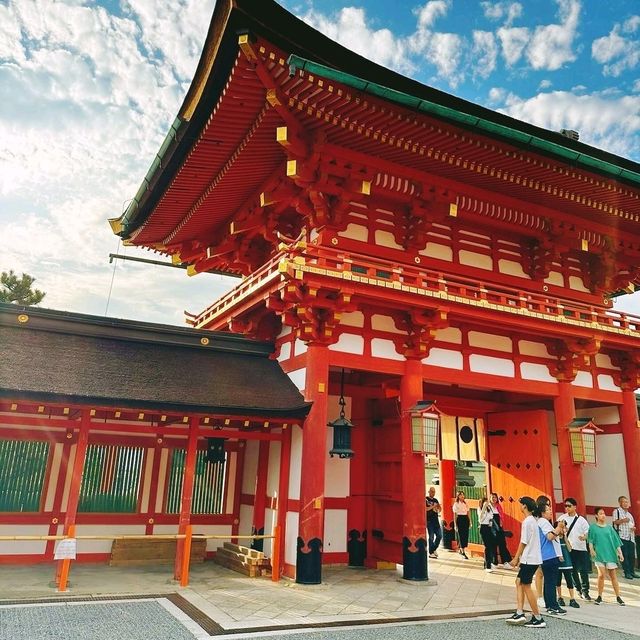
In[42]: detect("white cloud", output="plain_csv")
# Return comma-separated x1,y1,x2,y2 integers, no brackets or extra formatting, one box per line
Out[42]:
592,16,640,77
499,90,640,158
538,79,552,90
414,0,450,29
487,87,508,105
297,6,413,74
496,26,530,66
472,31,498,78
481,1,522,26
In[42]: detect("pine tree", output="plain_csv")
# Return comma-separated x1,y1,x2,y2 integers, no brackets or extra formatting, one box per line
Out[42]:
0,271,46,306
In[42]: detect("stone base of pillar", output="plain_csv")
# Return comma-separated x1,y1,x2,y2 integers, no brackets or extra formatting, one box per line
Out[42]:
347,529,366,566
296,536,322,584
402,536,428,581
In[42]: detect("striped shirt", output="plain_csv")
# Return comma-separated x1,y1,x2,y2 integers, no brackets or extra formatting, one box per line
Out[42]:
613,507,635,541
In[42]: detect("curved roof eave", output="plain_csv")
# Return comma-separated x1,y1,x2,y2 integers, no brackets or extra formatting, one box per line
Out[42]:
111,0,640,240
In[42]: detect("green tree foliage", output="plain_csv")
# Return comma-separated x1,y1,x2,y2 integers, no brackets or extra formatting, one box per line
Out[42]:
0,270,46,306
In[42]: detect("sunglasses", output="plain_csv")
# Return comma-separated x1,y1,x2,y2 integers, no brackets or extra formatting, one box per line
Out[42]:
564,504,573,507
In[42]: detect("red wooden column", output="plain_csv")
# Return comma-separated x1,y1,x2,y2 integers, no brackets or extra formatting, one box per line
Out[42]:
251,440,270,551
55,408,91,589
554,381,584,508
439,459,456,527
620,389,640,518
275,425,292,578
296,342,329,584
400,358,428,580
174,415,198,581
347,394,368,566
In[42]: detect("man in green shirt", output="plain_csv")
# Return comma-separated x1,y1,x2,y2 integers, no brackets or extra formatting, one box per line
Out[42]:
588,507,625,606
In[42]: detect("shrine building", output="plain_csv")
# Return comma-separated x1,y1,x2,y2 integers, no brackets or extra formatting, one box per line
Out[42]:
2,0,640,586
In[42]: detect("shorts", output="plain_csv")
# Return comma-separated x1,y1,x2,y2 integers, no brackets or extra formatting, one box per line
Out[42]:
595,561,618,570
517,563,539,584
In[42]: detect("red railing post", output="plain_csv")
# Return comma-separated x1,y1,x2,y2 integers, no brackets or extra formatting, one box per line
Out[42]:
179,525,193,587
271,524,281,582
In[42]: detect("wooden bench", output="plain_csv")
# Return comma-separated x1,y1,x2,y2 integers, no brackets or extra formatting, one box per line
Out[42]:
109,537,207,567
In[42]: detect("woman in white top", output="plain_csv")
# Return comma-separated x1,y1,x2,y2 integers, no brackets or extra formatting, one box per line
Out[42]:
506,496,545,628
478,497,497,572
453,491,470,559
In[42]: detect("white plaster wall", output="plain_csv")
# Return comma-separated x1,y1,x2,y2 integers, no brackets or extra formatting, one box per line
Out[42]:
44,443,63,512
520,362,556,383
139,448,154,513
371,338,405,360
267,441,281,497
459,250,492,270
285,511,299,566
583,434,629,507
435,327,462,343
338,223,369,242
263,508,275,557
420,242,453,261
225,451,237,514
498,259,530,279
545,271,564,286
241,440,260,495
0,525,48,555
597,374,620,392
341,311,365,328
191,524,234,552
596,354,619,369
323,509,348,553
571,371,594,388
576,406,620,424
329,334,364,354
469,354,515,377
61,443,76,511
375,229,403,250
294,339,308,356
371,314,403,333
74,524,146,554
568,275,589,292
519,341,552,358
468,332,512,352
325,420,349,498
289,425,303,500
422,348,463,369
287,368,306,392
279,342,292,361
238,504,254,540
155,448,169,513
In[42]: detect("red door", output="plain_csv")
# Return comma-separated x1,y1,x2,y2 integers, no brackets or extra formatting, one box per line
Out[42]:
486,410,553,553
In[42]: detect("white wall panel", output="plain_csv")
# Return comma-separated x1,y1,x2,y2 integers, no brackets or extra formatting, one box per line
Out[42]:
267,441,281,497
0,525,48,555
329,333,364,354
338,223,368,241
459,250,492,270
191,524,233,552
571,371,594,388
371,314,403,333
545,271,564,286
469,354,514,377
576,406,620,424
422,348,463,369
597,374,620,392
324,509,348,553
371,338,405,360
285,511,299,566
325,421,349,498
583,434,629,507
341,311,365,328
242,440,259,494
435,327,462,344
294,339,308,356
238,504,253,540
568,275,589,292
498,259,530,278
421,242,453,261
375,230,403,250
279,342,291,361
519,340,552,358
289,425,303,500
287,368,306,392
44,443,63,512
74,524,146,554
468,332,512,352
520,362,556,382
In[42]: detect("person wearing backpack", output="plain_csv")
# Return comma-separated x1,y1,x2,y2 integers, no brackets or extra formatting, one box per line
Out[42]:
558,497,592,600
612,496,639,580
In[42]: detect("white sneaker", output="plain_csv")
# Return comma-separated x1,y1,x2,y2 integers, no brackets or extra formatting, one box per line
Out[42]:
503,562,513,569
537,597,545,608
491,563,498,569
485,568,494,573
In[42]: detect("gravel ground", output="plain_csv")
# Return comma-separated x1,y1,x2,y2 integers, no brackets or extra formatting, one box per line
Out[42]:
231,617,640,640
0,601,196,640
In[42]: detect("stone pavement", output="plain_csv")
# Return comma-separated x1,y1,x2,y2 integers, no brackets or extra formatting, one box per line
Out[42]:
1,550,639,637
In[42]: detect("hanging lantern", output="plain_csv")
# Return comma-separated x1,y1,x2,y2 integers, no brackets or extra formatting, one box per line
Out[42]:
567,418,602,464
328,369,354,459
206,437,226,464
410,401,441,456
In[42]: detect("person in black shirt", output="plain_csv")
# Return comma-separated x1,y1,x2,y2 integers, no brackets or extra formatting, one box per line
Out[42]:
426,486,442,558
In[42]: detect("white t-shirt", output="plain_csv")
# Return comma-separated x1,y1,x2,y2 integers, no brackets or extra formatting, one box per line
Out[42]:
538,517,562,558
558,513,590,551
478,504,494,526
520,515,542,565
453,501,469,516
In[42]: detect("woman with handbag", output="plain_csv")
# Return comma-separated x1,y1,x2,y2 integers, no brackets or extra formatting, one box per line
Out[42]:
491,492,513,569
453,491,470,559
479,496,498,572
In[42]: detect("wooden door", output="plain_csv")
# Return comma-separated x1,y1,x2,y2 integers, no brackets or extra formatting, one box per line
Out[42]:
486,410,553,553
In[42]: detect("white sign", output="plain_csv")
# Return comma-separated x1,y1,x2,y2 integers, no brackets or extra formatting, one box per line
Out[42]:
54,538,77,560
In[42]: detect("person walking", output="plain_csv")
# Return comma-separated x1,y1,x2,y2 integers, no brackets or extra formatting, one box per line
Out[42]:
478,496,497,572
506,496,545,628
490,492,513,568
556,519,580,609
426,486,442,559
559,497,592,600
537,499,566,615
453,491,470,559
613,496,639,579
589,507,625,605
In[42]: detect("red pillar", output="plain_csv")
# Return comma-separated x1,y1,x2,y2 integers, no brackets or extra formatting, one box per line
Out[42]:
347,394,368,566
251,440,270,551
554,381,585,508
174,416,198,581
400,358,428,580
276,426,292,578
439,459,456,526
620,390,640,518
56,408,91,588
296,343,329,584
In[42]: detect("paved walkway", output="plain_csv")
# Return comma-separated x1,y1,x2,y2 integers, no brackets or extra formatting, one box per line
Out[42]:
1,550,639,637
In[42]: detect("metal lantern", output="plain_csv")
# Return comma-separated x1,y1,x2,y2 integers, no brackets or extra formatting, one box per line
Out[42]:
410,400,441,456
567,418,602,464
206,437,226,464
328,369,354,459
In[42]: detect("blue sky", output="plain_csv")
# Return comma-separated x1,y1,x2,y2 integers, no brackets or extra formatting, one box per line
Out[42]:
1,0,640,324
